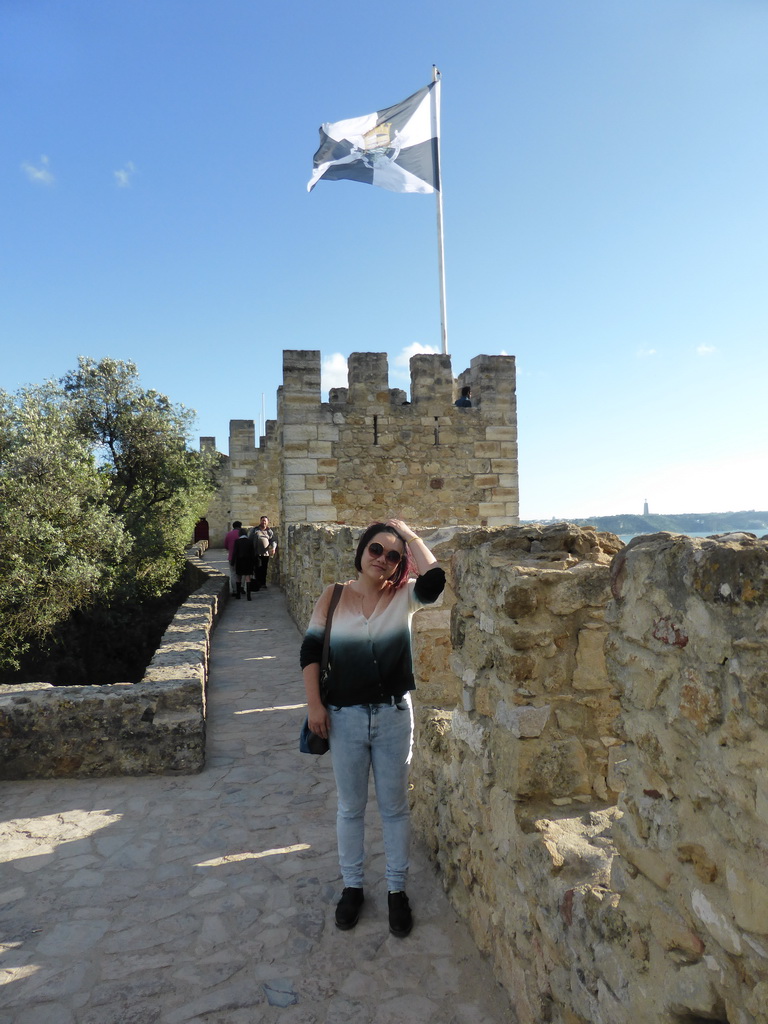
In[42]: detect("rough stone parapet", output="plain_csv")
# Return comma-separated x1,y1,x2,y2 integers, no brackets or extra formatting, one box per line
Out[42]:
601,532,768,1024
0,552,229,780
411,523,624,1019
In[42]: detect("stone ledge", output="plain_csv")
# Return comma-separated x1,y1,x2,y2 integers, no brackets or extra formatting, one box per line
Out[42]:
0,550,229,780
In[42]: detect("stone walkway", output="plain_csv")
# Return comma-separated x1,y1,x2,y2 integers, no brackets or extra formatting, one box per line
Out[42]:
0,550,514,1024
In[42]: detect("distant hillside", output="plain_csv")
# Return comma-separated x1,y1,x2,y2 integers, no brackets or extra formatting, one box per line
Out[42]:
526,511,768,538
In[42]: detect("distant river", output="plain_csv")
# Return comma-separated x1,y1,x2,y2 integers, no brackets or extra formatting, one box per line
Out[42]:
617,529,748,545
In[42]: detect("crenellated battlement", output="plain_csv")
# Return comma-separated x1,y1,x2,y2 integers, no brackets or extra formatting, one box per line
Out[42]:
280,349,516,413
202,349,518,542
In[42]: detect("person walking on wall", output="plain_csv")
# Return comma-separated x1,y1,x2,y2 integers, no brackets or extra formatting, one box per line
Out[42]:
249,515,277,591
231,528,257,600
300,518,445,937
224,520,243,596
454,385,472,407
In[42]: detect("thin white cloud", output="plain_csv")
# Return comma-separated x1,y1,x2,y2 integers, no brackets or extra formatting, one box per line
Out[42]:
323,345,446,393
696,344,716,356
637,348,657,358
21,155,54,185
321,352,348,391
393,342,440,377
114,161,136,188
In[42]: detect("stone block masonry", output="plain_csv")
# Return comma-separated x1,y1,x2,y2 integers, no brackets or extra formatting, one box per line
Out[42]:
601,532,768,1024
201,349,519,544
0,554,229,779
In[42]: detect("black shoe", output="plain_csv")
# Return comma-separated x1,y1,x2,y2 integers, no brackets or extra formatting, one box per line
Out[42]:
335,887,364,930
388,891,412,937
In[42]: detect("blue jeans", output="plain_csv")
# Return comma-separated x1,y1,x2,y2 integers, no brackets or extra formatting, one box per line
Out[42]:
329,695,414,891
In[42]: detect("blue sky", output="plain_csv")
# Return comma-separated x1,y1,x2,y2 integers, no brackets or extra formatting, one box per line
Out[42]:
3,0,767,520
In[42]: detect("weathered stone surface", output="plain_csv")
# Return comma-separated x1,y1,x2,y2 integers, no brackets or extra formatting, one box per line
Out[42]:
726,860,768,935
613,835,673,891
496,701,550,737
401,530,768,1022
677,843,718,883
605,534,768,1018
572,626,609,691
690,889,743,954
0,554,228,779
649,906,705,959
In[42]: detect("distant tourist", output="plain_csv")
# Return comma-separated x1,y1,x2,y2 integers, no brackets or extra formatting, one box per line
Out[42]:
454,385,472,407
300,518,445,938
224,520,243,596
193,517,209,543
231,529,256,600
249,515,277,591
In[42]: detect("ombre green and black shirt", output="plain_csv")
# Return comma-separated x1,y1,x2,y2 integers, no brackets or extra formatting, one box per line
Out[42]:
299,567,446,706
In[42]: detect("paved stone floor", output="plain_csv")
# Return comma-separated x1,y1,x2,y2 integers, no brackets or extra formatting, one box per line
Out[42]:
0,550,515,1024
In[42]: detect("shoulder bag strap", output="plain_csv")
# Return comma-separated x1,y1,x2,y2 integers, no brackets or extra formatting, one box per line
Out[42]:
320,583,343,678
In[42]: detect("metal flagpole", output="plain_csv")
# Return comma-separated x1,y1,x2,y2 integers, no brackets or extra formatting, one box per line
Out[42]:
432,66,448,355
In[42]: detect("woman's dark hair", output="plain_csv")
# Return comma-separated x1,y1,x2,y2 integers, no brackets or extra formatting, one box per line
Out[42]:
354,522,414,591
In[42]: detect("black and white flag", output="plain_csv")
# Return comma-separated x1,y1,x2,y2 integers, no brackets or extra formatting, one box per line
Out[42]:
307,82,440,194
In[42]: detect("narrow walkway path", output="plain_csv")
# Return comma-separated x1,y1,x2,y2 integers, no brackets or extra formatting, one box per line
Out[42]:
0,550,514,1024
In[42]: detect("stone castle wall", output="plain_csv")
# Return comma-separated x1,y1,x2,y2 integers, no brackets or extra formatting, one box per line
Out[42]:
202,350,518,544
0,553,229,779
602,533,768,1024
285,524,768,1024
201,420,282,544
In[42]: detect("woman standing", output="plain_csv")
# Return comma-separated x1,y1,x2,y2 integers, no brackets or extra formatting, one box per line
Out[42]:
300,519,445,937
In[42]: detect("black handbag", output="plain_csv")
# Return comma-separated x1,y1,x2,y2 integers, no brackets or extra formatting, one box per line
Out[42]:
300,583,343,755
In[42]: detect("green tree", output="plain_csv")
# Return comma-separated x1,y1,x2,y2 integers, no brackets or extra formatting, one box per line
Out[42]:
62,357,218,598
0,358,218,677
0,383,128,671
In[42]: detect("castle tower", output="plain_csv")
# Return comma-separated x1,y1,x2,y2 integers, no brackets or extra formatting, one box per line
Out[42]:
202,348,519,544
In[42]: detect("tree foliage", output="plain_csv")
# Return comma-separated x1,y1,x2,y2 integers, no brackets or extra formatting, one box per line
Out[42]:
62,357,217,597
0,358,218,675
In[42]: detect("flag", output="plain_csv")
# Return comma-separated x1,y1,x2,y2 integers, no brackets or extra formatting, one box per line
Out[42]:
307,82,440,195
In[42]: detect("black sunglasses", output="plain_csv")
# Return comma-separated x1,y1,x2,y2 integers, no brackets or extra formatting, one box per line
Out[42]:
368,541,403,566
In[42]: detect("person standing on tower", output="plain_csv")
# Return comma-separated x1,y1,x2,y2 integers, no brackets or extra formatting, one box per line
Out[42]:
300,518,445,937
